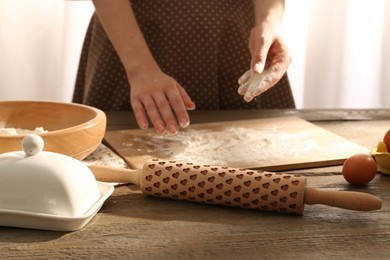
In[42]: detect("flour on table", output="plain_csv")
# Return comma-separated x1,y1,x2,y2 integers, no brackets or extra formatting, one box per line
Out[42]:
122,126,320,166
83,143,128,169
0,127,48,136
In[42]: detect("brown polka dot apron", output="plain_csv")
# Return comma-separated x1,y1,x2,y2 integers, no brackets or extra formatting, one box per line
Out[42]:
73,0,295,111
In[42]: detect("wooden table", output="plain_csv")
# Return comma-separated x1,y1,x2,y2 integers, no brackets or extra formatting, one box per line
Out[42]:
1,109,390,259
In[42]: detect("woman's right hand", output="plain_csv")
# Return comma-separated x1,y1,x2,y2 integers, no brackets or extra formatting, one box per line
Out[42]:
129,69,196,134
92,1,194,134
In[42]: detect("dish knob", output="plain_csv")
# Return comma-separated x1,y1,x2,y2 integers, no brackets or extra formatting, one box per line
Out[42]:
22,134,44,156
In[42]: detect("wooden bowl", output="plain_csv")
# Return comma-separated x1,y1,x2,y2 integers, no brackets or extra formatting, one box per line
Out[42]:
0,101,106,160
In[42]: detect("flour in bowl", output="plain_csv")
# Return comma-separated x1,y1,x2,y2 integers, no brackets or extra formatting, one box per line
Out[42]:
0,127,48,136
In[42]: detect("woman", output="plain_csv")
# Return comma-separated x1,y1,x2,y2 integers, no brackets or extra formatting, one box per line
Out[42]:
73,0,295,134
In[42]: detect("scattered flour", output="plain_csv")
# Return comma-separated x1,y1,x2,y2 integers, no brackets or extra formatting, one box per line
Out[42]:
0,127,47,136
83,144,128,168
122,127,320,166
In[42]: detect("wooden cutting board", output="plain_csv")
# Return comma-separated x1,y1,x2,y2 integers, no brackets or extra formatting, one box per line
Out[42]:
104,116,369,171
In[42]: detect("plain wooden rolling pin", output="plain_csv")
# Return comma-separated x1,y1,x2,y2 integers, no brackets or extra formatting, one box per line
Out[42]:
88,158,382,215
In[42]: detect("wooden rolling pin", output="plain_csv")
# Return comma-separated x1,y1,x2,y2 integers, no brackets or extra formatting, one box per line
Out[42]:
89,158,382,215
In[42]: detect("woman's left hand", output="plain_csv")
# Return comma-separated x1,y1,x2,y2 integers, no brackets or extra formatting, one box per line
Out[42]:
238,23,292,102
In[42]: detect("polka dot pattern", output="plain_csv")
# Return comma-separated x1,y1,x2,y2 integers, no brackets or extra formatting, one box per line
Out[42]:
73,0,295,111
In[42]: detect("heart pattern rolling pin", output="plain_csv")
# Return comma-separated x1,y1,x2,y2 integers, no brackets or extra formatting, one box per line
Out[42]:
141,159,306,214
89,158,382,215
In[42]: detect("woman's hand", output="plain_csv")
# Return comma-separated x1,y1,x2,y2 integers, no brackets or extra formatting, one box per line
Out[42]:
129,69,195,134
238,0,291,102
238,28,291,102
92,0,195,133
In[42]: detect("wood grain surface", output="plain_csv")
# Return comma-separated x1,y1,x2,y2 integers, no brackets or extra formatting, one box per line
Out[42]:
104,116,369,171
0,174,389,259
1,109,390,260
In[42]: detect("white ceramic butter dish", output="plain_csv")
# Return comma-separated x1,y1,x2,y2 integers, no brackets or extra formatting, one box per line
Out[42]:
0,134,114,231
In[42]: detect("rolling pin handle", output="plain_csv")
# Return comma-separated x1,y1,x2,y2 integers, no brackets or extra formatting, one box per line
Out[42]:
305,187,382,211
88,165,142,186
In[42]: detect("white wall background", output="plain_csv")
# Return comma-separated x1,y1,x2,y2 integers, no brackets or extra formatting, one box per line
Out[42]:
0,0,94,102
1,0,389,109
284,0,390,108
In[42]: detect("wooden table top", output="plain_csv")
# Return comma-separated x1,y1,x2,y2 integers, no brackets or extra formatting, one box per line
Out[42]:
1,109,390,259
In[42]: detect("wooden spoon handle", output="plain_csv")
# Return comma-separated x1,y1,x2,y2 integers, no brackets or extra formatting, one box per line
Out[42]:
305,187,382,211
88,165,142,186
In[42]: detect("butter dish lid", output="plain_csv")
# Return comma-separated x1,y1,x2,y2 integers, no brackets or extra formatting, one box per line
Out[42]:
0,134,101,218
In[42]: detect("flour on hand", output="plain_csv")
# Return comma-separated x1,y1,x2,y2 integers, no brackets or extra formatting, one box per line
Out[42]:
238,65,278,102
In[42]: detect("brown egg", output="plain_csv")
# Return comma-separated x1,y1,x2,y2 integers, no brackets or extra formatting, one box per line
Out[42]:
342,153,377,185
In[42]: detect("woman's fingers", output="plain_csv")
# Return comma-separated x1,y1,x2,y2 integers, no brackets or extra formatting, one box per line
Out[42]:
177,86,196,111
132,86,193,134
238,69,251,85
141,95,167,134
238,64,280,102
129,72,195,133
131,99,149,130
152,92,180,134
167,87,192,129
